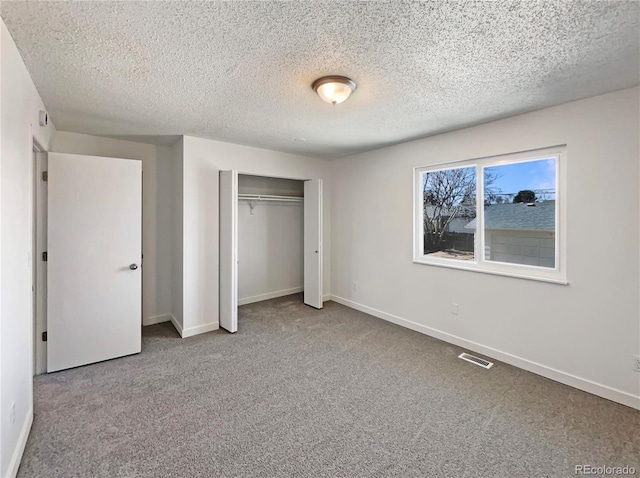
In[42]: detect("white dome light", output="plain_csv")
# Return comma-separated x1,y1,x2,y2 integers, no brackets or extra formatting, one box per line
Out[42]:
312,76,356,105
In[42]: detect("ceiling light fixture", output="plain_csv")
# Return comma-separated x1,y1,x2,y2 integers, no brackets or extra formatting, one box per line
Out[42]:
312,76,356,105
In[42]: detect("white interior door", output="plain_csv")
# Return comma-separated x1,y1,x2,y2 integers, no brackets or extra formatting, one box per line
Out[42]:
47,153,142,372
304,179,323,309
219,170,238,333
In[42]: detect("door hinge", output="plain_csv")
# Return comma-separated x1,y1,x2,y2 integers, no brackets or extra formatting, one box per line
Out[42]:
42,331,47,342
42,171,48,181
42,251,47,261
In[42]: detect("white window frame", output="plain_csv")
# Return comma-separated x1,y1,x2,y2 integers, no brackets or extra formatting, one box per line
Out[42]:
413,146,567,284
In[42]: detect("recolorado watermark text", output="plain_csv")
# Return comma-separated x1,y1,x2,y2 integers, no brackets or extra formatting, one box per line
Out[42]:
575,465,636,475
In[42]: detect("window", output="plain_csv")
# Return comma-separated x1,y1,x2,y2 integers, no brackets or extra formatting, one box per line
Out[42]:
414,147,566,283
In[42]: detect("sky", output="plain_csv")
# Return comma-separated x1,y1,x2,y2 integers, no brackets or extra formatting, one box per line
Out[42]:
485,158,556,199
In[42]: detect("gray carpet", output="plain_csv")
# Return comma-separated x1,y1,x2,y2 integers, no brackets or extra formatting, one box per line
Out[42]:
18,295,640,477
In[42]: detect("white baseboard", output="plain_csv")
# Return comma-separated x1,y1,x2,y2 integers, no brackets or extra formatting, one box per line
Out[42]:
169,314,219,338
331,295,640,410
143,314,172,326
6,407,33,478
238,287,303,306
237,289,332,306
182,321,219,338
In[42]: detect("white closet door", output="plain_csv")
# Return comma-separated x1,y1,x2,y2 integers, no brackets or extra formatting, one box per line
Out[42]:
219,170,238,332
47,153,142,372
304,179,323,309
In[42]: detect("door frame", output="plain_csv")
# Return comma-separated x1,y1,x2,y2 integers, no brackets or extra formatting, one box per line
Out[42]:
32,139,47,376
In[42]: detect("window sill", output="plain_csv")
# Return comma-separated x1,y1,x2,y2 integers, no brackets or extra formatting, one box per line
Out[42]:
412,258,568,285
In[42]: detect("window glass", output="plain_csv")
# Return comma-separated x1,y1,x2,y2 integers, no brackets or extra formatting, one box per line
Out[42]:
482,159,556,268
422,166,476,260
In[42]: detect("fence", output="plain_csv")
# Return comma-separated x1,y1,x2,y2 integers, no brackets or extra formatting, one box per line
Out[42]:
425,232,474,253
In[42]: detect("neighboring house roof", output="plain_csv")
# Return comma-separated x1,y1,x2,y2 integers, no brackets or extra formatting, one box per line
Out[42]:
465,200,555,231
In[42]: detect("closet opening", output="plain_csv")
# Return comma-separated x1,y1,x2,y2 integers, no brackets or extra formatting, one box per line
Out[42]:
237,175,305,307
219,171,323,333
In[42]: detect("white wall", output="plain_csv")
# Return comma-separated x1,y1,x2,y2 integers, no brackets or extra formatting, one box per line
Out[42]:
50,132,174,326
179,136,331,336
331,87,640,409
170,138,184,329
0,19,56,477
238,201,304,304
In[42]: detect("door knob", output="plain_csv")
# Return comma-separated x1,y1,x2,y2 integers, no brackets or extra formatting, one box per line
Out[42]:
129,264,138,270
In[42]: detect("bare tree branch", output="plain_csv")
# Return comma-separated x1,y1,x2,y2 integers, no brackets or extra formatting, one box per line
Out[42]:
423,167,498,253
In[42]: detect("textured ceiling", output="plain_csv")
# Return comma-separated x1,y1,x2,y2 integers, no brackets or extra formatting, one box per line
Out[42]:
2,1,639,160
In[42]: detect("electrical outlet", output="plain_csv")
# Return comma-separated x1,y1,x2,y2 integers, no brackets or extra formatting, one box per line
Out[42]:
633,355,640,373
451,303,459,316
10,402,15,425
352,281,357,291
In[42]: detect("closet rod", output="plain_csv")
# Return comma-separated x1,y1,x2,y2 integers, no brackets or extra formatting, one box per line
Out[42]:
238,194,304,202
